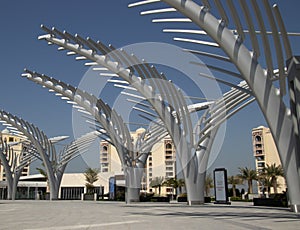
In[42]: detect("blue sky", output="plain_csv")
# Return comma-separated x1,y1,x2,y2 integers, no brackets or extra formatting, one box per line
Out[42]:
0,0,300,176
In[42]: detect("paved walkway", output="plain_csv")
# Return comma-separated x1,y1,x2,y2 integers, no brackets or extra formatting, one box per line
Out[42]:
0,201,299,230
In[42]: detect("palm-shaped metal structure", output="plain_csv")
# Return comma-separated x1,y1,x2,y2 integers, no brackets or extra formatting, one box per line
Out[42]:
0,137,37,200
131,79,254,201
128,0,300,212
0,110,59,199
0,110,97,200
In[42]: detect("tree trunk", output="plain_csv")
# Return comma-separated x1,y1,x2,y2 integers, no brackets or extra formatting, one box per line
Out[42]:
248,180,253,194
232,184,236,197
272,177,278,194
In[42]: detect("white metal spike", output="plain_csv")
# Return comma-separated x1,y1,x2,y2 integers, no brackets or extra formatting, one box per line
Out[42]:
107,79,129,84
38,34,52,40
163,29,207,35
173,37,219,47
141,8,176,15
100,73,119,77
75,56,87,60
93,67,109,71
67,51,76,56
152,18,192,23
77,109,92,116
21,73,32,78
85,62,98,66
128,0,160,8
114,84,137,91
67,101,77,105
72,105,84,110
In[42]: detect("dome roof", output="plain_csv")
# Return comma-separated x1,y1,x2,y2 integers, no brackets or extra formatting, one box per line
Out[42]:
2,128,10,134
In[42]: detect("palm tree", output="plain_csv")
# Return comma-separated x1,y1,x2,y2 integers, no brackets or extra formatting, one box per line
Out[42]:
163,178,178,199
262,163,284,194
205,173,214,197
257,172,273,196
149,176,164,196
228,175,242,197
238,167,258,194
84,167,100,194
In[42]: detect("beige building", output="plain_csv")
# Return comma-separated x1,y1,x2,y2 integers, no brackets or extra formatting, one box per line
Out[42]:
100,127,176,196
252,126,286,194
0,129,30,181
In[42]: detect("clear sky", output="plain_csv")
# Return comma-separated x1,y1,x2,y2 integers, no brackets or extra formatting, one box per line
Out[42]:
0,0,300,176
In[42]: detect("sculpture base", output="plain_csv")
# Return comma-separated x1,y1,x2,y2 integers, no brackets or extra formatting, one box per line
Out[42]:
290,204,300,213
187,201,204,205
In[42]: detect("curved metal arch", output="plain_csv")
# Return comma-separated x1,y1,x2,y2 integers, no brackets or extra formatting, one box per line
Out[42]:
55,131,99,184
22,71,131,167
129,0,293,95
129,0,300,212
36,27,188,151
0,110,58,199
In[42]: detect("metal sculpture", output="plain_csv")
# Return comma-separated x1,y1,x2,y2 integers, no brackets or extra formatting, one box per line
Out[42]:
0,110,97,200
128,0,300,212
35,25,256,204
129,79,254,202
0,137,37,200
0,110,59,199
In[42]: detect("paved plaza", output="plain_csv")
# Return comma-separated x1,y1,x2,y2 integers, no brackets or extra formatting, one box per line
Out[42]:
0,201,299,230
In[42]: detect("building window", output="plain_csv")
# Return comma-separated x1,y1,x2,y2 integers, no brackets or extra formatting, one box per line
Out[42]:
166,188,173,193
256,156,264,161
255,144,262,148
166,172,173,177
9,137,14,142
257,162,265,168
255,136,262,142
102,145,108,152
256,150,263,155
60,187,84,200
165,143,172,149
